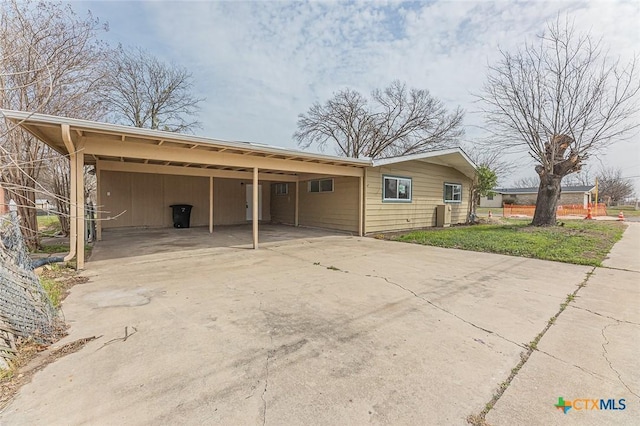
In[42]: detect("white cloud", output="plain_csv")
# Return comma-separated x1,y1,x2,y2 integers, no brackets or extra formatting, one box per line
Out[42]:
74,0,640,189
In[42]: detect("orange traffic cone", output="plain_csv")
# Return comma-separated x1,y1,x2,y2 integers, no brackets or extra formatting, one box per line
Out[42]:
584,207,593,220
618,211,625,221
488,210,492,219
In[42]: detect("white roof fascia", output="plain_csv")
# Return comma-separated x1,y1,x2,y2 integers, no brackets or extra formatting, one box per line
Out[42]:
371,148,477,169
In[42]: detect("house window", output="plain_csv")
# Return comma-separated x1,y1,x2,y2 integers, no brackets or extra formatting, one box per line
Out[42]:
487,194,494,200
444,183,462,203
274,183,288,195
383,176,412,202
308,178,333,193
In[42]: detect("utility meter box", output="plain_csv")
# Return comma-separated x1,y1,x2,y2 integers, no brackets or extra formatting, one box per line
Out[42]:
436,204,452,227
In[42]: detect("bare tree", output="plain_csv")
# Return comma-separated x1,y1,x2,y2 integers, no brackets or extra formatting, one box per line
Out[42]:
512,176,542,188
477,17,639,225
465,144,516,182
596,166,634,206
295,81,464,159
102,46,203,132
563,166,593,186
0,0,109,249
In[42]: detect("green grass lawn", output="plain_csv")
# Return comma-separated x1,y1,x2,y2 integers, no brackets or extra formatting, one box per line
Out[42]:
393,219,626,266
608,205,640,218
37,214,62,237
37,215,59,227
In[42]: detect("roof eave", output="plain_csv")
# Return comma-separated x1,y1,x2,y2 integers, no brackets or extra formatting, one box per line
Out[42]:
1,109,371,168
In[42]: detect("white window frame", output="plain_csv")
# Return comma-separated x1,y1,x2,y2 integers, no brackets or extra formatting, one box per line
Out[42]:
274,183,288,196
308,178,334,193
383,175,412,202
444,182,462,203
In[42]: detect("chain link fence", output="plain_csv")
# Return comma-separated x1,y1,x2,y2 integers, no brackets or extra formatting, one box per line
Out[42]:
1,214,58,367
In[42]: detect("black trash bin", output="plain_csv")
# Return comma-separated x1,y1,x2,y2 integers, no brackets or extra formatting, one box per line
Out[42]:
170,204,193,228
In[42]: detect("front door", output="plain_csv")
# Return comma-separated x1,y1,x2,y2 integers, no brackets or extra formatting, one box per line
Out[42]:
246,184,263,221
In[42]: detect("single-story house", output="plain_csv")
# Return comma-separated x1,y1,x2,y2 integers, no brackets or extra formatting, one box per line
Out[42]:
480,185,595,208
2,110,477,268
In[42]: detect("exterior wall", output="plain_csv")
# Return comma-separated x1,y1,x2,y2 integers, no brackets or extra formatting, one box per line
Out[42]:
100,171,270,229
270,183,295,225
502,192,589,207
502,194,537,205
213,178,271,225
479,194,503,208
559,192,589,206
364,161,472,233
296,176,359,232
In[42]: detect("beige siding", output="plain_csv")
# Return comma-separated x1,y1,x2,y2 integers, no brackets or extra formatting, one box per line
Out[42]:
101,171,133,227
364,161,472,233
297,176,359,232
163,174,209,226
213,178,271,225
212,178,244,225
270,183,295,224
131,173,165,226
101,172,271,229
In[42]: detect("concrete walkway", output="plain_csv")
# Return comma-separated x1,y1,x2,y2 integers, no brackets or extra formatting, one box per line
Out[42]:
487,223,640,425
603,222,640,271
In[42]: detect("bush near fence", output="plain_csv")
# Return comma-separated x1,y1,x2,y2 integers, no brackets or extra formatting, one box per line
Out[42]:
503,203,608,217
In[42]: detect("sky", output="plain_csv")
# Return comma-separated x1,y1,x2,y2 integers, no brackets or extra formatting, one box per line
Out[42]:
69,0,640,191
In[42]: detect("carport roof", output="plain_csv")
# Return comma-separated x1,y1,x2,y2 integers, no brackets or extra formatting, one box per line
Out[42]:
1,110,370,170
1,110,477,179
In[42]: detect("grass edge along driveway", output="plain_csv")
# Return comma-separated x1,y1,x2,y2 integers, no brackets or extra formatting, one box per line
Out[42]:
393,219,625,266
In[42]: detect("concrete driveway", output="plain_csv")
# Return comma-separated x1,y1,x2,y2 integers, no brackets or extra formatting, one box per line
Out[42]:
1,225,636,425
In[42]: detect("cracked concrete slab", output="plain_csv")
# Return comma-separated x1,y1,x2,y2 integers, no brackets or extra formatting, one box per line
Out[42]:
603,223,640,272
487,227,640,426
0,226,620,425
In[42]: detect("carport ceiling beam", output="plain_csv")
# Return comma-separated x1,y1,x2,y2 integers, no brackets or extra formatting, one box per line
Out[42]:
98,160,299,182
83,139,364,177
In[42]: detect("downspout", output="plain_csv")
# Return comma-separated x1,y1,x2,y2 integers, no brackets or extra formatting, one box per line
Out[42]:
61,124,77,263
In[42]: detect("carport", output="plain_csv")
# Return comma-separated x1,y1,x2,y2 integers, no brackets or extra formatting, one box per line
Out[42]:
2,110,368,269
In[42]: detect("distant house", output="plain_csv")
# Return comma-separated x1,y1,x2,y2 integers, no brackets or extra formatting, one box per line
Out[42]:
35,199,54,214
480,185,595,208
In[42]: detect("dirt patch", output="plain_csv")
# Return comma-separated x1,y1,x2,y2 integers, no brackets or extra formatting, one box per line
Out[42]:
38,265,89,299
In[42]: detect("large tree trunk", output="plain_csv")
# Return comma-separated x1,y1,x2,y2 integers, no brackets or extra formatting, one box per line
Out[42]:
532,173,562,226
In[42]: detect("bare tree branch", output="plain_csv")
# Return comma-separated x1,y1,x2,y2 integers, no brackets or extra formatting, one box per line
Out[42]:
295,80,464,159
1,0,109,248
101,46,204,133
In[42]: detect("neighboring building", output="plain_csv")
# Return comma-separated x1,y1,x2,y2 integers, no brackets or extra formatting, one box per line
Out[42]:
35,199,54,214
2,110,477,266
480,185,595,208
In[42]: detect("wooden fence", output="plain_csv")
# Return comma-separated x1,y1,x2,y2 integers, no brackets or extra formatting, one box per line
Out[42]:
503,203,608,218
